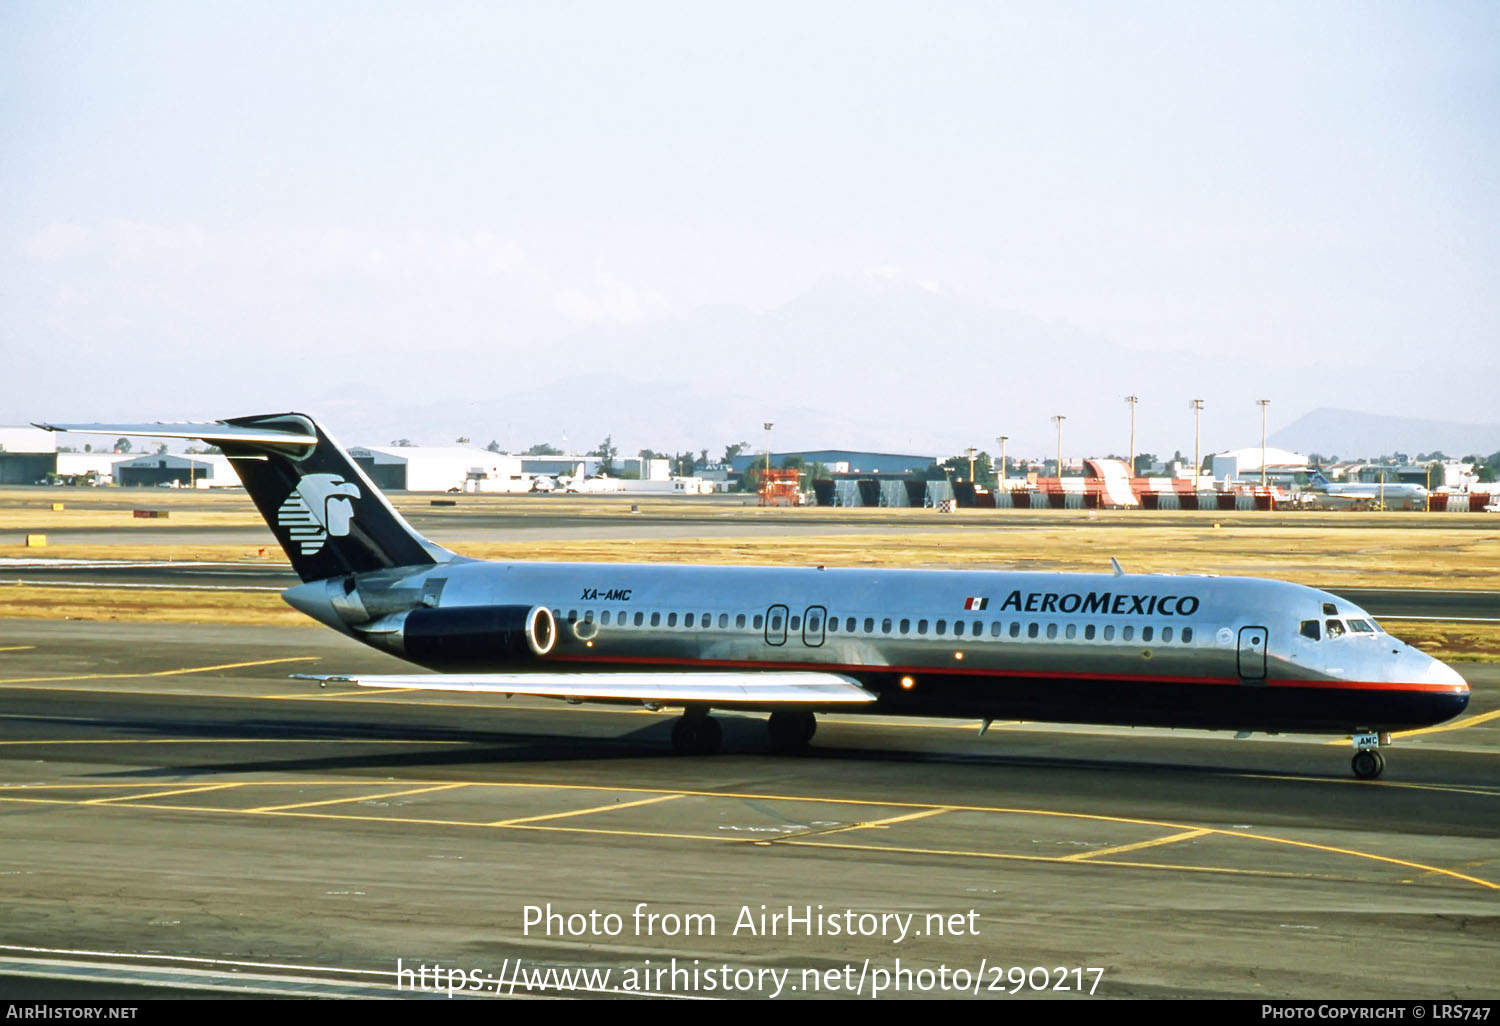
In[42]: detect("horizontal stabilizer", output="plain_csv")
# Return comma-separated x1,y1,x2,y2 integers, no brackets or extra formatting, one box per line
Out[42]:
34,421,317,448
292,671,878,706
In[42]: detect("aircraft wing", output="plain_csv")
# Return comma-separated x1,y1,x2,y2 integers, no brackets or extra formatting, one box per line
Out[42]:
292,671,877,706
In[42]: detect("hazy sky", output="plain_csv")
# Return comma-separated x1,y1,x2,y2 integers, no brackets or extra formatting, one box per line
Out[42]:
3,2,1496,454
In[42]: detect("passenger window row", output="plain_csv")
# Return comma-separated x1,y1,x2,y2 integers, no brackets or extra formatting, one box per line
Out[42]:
559,608,1195,644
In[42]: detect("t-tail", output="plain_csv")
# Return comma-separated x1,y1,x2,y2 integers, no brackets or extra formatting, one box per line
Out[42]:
36,413,455,582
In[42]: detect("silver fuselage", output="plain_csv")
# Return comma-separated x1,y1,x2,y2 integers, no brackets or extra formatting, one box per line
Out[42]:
285,560,1470,734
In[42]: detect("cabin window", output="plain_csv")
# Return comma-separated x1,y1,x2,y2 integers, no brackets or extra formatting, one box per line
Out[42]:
650,612,661,627
1161,626,1172,642
846,617,856,632
1326,619,1346,638
916,619,928,635
900,618,911,634
936,619,947,635
719,613,729,628
1142,626,1153,642
1010,622,1021,638
1046,623,1058,639
634,612,645,626
1027,623,1039,638
1300,620,1320,640
584,610,594,623
953,620,965,637
752,614,762,629
972,620,982,635
601,611,612,625
683,613,694,628
770,614,783,632
1104,625,1115,640
991,621,1002,637
865,617,876,633
1084,624,1096,640
1182,627,1193,642
790,616,802,631
738,614,747,629
806,614,819,632
667,612,678,627
1065,623,1077,640
882,618,893,634
1123,625,1134,641
701,611,710,627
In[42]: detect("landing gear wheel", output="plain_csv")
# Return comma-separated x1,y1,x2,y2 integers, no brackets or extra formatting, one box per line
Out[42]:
767,711,817,753
671,715,722,756
1351,749,1385,780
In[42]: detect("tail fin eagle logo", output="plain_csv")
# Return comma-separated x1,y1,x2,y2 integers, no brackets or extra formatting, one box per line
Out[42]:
276,474,361,555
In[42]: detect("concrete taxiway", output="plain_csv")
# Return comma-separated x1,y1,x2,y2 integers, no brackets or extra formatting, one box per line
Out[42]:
1,619,1496,999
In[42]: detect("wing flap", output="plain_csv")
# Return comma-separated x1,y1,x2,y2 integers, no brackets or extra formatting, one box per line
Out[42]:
292,671,877,705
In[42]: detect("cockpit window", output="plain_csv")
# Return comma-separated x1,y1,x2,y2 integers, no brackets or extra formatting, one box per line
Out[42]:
1299,619,1321,641
1325,619,1346,638
1322,602,1338,616
1348,619,1374,633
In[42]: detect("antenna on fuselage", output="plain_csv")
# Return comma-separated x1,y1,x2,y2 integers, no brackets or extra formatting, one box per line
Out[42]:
1110,557,1125,576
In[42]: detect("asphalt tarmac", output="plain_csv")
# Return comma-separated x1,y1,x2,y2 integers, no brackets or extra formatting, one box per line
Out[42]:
1,619,1496,1000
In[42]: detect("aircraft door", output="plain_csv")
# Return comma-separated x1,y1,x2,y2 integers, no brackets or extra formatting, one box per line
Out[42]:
802,605,827,647
765,604,788,647
1237,626,1268,680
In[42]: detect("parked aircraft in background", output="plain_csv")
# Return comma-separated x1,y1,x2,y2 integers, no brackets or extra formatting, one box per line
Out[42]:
1302,471,1428,510
38,414,1471,780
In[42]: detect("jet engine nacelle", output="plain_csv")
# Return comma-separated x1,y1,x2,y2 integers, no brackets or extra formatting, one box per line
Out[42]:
398,603,557,670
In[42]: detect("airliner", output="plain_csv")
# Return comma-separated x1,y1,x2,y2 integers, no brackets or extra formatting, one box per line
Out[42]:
39,413,1470,780
1302,471,1429,511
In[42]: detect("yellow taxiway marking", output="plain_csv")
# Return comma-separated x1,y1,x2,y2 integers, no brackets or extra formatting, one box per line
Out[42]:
1061,828,1212,862
762,806,952,843
83,783,247,805
260,688,421,699
1242,773,1500,797
487,792,684,827
0,656,319,686
0,777,1492,891
1320,706,1500,744
245,783,470,814
0,646,36,652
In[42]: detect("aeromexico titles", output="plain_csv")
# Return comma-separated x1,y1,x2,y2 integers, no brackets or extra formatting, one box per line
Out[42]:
39,413,1471,779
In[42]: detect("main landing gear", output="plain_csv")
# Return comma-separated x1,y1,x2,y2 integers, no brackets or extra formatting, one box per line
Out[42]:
668,708,819,756
670,707,722,756
1350,731,1390,780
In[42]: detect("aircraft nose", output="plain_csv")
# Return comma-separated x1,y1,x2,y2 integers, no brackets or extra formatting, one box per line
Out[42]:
1422,657,1469,696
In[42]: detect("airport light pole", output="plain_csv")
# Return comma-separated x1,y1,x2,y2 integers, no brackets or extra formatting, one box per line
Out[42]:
763,422,773,488
1257,399,1270,488
1125,395,1138,477
1190,399,1204,485
996,435,1008,489
1052,415,1065,480
966,446,977,485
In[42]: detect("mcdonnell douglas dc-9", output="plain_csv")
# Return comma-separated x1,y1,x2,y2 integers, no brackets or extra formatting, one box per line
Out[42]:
39,413,1470,779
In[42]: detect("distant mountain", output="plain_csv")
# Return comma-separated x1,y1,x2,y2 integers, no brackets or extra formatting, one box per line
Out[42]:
130,273,1488,461
1270,408,1500,460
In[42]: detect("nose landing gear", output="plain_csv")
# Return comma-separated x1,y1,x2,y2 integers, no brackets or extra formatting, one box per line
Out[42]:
1350,731,1389,780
